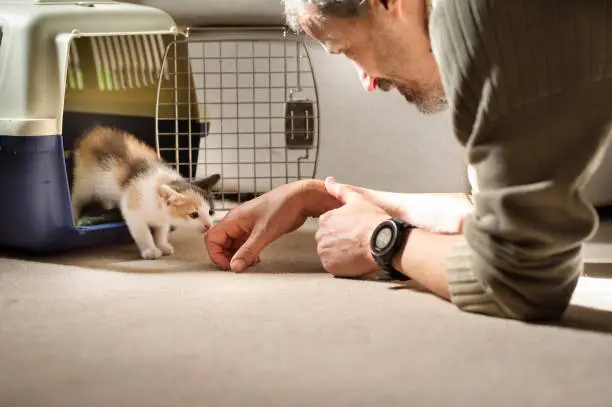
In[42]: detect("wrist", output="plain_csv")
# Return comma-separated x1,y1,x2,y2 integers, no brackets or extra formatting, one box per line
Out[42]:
295,179,342,218
391,234,409,275
370,218,413,281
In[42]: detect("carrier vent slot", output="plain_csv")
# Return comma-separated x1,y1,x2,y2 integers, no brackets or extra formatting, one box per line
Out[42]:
0,27,4,66
111,36,127,90
67,39,84,90
72,35,170,92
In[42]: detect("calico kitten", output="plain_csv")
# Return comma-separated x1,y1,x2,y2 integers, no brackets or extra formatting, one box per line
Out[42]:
71,126,220,259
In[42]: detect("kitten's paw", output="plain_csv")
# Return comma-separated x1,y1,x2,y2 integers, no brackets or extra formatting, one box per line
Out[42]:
158,242,174,256
141,247,163,260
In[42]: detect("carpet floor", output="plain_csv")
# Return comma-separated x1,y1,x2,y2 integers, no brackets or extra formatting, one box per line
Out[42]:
2,216,612,407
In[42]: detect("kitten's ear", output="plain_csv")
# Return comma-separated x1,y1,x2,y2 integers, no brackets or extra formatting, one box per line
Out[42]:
158,184,183,205
191,173,221,191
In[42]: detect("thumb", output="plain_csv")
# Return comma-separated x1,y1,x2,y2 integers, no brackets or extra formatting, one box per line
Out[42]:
324,176,362,205
229,228,272,272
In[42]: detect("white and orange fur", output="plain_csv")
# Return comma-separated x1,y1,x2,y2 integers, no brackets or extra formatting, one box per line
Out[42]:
71,126,220,259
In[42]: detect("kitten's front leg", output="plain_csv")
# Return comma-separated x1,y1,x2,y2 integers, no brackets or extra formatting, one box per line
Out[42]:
154,224,174,256
122,209,162,260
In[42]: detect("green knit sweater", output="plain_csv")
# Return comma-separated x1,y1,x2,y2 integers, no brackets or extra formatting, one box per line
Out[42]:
430,0,612,320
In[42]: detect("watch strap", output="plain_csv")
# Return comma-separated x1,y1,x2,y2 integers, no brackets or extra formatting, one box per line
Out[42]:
372,218,414,281
376,266,411,281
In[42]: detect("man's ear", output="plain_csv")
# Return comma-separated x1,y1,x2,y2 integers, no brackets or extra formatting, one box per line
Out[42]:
158,184,183,205
377,0,419,20
191,173,221,191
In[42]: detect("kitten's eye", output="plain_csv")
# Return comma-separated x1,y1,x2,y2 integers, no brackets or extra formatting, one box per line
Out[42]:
189,212,199,219
209,209,214,216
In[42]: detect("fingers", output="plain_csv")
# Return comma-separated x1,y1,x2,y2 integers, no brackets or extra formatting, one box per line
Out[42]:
205,227,236,270
229,238,261,264
230,227,275,272
205,218,249,270
324,177,363,205
205,225,262,271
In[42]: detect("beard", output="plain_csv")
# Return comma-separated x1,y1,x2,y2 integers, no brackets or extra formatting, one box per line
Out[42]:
378,78,448,115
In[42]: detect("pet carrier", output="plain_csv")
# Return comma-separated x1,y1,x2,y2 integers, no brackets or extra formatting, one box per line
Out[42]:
156,26,320,211
0,0,320,253
0,0,193,252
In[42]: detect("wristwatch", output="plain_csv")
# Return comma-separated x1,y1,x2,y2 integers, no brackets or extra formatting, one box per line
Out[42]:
370,218,415,281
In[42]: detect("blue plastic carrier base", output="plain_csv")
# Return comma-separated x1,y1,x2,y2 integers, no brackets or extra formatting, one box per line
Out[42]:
0,113,206,254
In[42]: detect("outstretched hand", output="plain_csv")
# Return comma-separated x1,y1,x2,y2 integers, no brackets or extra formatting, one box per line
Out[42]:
204,180,342,272
205,194,305,272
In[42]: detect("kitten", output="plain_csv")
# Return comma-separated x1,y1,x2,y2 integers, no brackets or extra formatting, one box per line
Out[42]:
71,126,221,259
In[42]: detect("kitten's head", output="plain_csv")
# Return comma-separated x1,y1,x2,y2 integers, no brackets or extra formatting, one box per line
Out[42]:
157,174,221,233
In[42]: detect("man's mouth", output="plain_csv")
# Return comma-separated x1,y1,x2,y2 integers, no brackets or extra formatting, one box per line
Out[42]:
352,62,395,92
361,72,377,92
363,74,395,92
364,76,394,92
371,77,380,91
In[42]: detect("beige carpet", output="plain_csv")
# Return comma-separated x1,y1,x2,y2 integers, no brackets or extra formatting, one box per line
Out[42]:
2,216,612,407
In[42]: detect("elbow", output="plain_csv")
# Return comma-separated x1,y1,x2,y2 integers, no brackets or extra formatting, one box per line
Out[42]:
447,182,595,322
457,261,582,323
459,291,576,322
499,277,579,323
447,236,583,323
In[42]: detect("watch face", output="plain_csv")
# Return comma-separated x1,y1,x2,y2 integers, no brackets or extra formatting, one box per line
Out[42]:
375,226,393,251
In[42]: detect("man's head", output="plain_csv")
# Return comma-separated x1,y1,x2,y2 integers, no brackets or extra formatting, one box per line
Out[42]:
282,0,447,114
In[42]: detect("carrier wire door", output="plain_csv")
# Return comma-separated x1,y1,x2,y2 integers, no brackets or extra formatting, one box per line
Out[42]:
155,26,320,211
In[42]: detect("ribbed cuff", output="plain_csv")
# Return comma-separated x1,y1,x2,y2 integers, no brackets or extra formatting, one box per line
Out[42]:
446,238,515,319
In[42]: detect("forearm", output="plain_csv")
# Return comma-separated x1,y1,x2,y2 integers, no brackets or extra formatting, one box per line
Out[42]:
390,228,460,300
365,189,474,234
298,177,474,233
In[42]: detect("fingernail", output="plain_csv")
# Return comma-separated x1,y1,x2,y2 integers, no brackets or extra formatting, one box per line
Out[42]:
231,259,247,272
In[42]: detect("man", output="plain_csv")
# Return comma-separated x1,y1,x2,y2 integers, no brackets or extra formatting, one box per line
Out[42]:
205,0,612,321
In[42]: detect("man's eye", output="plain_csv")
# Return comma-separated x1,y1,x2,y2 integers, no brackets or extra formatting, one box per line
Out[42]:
189,212,199,219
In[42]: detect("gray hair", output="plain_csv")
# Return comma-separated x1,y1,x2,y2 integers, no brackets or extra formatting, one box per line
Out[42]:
282,0,368,31
282,0,434,31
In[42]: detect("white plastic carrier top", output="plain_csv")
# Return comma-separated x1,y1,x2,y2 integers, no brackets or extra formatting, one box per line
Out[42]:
0,0,177,137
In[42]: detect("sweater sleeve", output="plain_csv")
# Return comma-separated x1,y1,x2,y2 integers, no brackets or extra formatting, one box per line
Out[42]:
430,0,612,321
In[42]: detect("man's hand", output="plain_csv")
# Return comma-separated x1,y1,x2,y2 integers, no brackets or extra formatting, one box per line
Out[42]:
319,177,460,300
315,177,391,279
205,180,341,272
